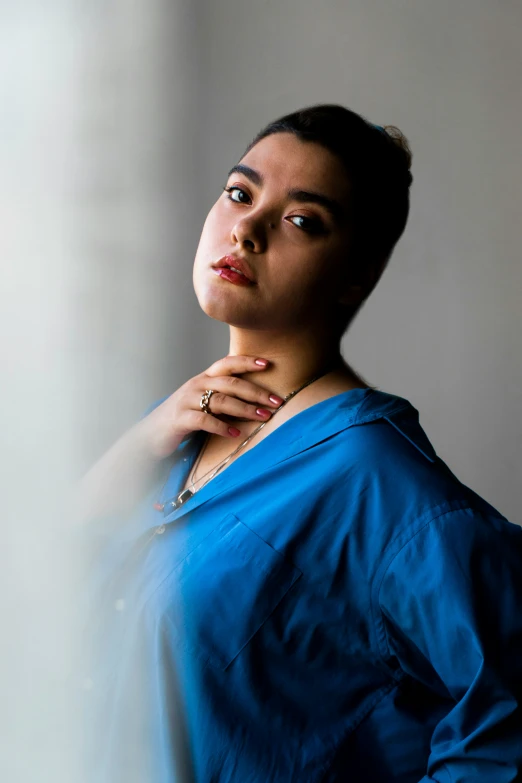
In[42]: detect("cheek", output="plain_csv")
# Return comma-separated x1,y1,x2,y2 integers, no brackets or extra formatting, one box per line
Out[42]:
205,200,227,232
269,261,325,309
194,205,222,259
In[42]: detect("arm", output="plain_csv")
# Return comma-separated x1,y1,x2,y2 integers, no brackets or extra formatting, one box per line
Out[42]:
375,506,522,782
73,397,171,528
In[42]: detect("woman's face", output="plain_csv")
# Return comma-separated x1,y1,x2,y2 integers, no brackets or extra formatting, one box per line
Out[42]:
193,131,356,333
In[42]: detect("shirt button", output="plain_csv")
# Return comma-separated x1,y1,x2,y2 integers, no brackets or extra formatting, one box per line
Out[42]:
156,524,166,535
183,457,187,461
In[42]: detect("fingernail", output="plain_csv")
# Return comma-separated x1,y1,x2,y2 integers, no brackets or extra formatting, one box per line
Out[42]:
269,395,284,405
228,427,241,437
256,408,272,417
255,359,269,366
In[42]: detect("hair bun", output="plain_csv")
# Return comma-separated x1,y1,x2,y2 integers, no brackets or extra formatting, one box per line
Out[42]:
381,125,413,173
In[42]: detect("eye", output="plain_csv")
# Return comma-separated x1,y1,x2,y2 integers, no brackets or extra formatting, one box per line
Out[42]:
222,186,325,235
223,185,251,204
287,215,325,234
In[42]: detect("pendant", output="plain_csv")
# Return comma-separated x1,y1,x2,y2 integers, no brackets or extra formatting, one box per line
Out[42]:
153,487,194,513
170,487,194,510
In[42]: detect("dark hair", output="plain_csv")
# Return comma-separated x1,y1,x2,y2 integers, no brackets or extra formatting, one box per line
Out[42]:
242,103,413,334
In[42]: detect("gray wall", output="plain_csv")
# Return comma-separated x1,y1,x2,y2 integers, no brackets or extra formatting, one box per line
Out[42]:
74,0,521,521
186,0,522,523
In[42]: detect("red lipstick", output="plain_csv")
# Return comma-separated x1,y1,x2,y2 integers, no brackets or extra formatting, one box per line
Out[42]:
212,255,255,283
213,267,253,286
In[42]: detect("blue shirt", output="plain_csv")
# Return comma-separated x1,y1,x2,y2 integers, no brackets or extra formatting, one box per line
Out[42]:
82,387,522,782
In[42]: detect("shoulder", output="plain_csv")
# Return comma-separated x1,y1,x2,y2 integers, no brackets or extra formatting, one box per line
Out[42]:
333,410,469,521
329,389,518,552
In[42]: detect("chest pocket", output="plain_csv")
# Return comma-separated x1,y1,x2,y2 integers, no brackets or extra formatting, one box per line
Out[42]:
150,513,302,671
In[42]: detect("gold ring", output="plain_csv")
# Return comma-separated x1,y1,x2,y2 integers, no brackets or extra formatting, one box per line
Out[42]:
200,389,215,414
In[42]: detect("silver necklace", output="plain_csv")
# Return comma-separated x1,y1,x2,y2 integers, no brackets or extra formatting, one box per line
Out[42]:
155,365,336,513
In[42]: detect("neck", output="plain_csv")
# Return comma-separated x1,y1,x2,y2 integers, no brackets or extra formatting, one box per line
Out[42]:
226,324,365,404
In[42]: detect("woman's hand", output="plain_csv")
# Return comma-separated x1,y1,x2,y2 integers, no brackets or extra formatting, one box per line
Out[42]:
138,355,284,460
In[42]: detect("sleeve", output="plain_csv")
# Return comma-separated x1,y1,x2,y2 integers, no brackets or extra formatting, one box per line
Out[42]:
375,505,522,783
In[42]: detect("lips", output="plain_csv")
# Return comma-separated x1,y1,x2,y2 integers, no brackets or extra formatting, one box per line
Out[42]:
212,255,255,283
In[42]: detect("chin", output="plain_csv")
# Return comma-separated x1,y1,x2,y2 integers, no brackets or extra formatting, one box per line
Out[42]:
194,278,255,326
195,292,245,327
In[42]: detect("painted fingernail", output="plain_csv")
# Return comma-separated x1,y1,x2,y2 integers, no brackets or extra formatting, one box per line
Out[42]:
269,395,284,405
228,427,241,436
256,408,271,417
255,358,269,366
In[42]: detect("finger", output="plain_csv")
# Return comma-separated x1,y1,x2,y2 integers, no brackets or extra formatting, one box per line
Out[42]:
205,355,270,378
185,409,243,439
200,390,276,423
205,375,284,410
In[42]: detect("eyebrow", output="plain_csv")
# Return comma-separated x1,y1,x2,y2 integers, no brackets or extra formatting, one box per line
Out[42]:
226,163,347,224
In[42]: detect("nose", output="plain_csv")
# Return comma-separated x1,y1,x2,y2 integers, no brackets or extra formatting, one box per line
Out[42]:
230,213,272,253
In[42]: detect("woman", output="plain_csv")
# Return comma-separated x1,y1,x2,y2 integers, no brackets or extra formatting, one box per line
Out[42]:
80,104,522,782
